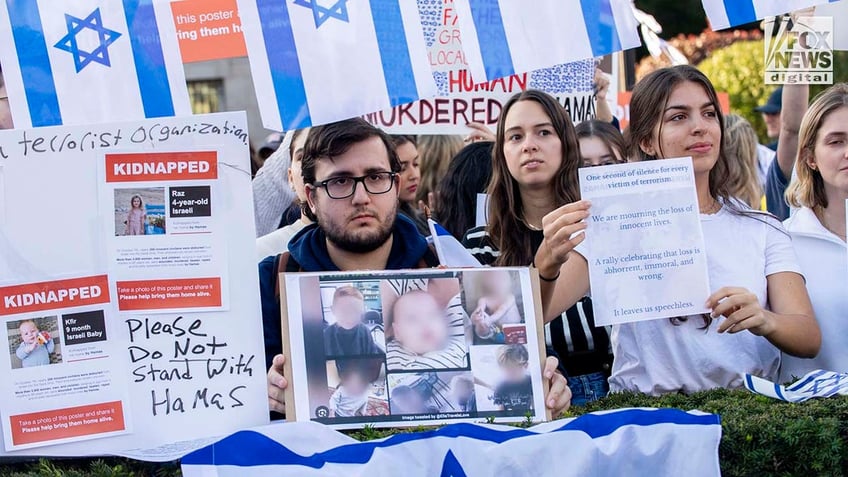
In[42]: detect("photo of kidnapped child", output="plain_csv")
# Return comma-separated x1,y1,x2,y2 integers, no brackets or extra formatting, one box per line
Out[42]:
326,357,389,418
7,317,62,369
471,344,535,413
322,285,385,358
383,278,469,371
462,270,526,345
387,371,475,415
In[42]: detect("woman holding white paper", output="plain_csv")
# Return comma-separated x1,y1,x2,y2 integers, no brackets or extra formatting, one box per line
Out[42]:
781,84,848,380
534,65,820,395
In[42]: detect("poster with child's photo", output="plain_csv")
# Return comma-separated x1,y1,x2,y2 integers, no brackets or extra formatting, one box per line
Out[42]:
281,268,548,429
7,316,62,369
113,187,166,236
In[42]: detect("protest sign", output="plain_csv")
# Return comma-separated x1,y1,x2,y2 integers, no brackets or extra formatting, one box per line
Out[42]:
578,158,711,326
280,268,549,429
170,0,247,63
0,112,267,460
362,0,595,134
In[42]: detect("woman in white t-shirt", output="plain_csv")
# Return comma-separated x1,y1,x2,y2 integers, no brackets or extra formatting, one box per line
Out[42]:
533,65,820,395
781,84,848,380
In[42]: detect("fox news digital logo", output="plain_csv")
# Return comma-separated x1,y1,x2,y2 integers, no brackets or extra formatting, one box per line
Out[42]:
765,16,833,85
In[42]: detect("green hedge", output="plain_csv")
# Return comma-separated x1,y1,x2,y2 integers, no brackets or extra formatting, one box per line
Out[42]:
2,389,846,476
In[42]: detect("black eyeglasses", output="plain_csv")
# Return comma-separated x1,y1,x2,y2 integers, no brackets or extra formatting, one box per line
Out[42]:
313,172,397,199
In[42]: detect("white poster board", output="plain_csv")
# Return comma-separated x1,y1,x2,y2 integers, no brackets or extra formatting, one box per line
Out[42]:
578,158,711,326
0,112,268,460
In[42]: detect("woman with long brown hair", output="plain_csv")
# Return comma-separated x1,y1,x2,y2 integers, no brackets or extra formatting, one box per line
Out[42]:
463,90,611,405
534,65,819,395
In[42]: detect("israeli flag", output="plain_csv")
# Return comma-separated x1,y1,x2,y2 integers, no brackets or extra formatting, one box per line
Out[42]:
238,0,437,132
181,408,721,477
429,219,482,268
452,0,640,83
745,369,848,403
0,0,190,128
702,0,840,30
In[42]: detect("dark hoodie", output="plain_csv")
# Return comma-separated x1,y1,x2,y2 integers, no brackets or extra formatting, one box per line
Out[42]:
259,214,437,370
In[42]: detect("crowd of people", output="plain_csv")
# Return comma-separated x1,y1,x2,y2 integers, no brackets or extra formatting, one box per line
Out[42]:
254,63,846,415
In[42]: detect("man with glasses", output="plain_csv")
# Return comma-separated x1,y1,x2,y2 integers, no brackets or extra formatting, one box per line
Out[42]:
262,118,570,417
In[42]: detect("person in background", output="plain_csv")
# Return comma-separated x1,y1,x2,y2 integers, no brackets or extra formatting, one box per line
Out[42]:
416,135,464,209
723,114,765,210
263,119,571,416
781,83,848,381
432,141,493,240
253,132,297,237
392,135,429,235
257,132,284,162
536,65,819,396
575,119,627,167
0,64,12,130
756,87,783,152
255,128,311,260
765,84,810,219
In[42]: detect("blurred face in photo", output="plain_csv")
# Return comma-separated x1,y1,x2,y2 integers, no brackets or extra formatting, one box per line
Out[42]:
391,291,448,355
332,295,365,329
341,370,369,396
501,362,528,383
392,387,426,414
481,270,513,297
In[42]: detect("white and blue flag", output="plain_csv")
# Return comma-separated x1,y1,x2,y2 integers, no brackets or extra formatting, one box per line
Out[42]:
429,219,482,268
702,0,841,30
238,0,438,131
745,369,848,403
0,0,190,128
181,408,721,477
451,0,640,83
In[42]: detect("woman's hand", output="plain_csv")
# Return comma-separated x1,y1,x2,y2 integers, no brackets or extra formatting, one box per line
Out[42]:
535,201,590,277
267,354,288,414
707,287,776,336
543,356,572,415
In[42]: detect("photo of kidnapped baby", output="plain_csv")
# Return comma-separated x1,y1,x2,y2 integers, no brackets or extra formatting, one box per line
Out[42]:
325,357,389,418
321,283,386,359
387,371,477,415
382,277,469,371
7,316,62,369
462,270,527,345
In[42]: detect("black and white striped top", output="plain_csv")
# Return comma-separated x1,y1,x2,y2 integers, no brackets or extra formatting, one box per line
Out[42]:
462,226,612,377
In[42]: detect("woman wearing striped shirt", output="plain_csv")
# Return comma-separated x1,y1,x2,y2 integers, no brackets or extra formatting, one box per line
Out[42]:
462,90,611,405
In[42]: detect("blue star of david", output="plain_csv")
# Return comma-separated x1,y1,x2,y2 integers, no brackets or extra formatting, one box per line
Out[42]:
293,0,349,28
440,450,468,477
54,8,122,73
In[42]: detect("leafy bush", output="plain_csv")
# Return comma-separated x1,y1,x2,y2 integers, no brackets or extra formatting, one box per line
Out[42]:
697,40,772,142
3,390,847,476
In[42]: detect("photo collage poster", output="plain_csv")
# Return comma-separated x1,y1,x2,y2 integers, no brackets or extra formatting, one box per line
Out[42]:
281,268,548,429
